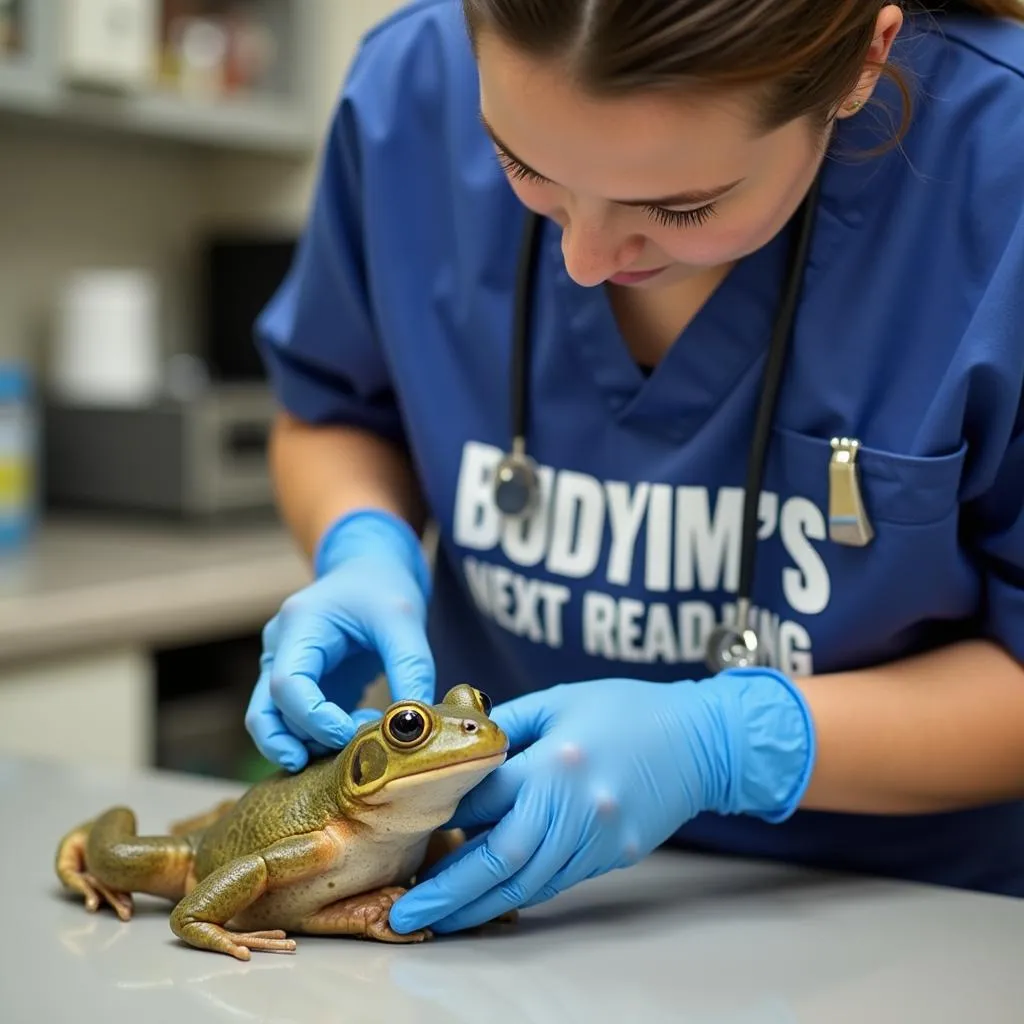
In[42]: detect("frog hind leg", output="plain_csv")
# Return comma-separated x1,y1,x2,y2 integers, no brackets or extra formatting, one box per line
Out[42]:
298,886,432,943
55,807,194,922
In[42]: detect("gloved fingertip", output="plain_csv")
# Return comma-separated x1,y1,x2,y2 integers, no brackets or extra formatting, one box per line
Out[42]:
386,903,418,935
351,708,384,727
329,722,357,748
265,740,307,773
249,712,309,771
388,884,450,934
304,706,357,749
355,705,384,719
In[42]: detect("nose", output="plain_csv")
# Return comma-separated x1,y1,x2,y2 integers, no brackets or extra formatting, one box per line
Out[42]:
559,209,645,287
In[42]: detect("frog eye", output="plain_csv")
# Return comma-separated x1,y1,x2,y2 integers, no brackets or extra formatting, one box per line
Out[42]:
475,690,493,716
386,708,429,747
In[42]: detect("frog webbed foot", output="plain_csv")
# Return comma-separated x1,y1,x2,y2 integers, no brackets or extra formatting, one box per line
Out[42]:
55,823,134,921
301,886,432,944
173,923,297,961
82,875,135,921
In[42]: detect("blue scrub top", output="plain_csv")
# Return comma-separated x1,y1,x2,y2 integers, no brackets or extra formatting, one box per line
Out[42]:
257,0,1024,897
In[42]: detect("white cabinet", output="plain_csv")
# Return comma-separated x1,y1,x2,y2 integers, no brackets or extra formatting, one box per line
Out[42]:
0,645,153,769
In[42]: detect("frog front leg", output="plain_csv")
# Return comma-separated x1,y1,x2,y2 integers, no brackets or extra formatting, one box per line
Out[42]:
169,831,335,960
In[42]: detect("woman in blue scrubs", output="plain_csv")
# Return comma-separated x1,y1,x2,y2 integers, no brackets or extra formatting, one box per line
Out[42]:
245,0,1024,929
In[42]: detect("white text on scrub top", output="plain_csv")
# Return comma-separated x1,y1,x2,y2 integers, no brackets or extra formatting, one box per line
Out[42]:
452,441,830,677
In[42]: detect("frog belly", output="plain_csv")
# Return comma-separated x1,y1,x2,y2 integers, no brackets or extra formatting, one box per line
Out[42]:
229,828,429,932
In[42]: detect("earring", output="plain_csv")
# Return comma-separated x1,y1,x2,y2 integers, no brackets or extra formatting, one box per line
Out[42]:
845,98,863,113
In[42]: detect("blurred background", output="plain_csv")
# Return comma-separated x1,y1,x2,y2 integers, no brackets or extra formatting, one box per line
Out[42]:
0,0,405,783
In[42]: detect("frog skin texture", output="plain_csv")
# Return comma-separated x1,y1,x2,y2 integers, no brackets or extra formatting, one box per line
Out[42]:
54,684,512,960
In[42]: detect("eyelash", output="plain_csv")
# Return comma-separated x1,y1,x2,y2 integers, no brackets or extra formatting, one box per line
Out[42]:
496,152,719,229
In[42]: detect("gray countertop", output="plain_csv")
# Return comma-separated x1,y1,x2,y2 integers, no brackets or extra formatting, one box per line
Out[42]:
0,516,310,664
3,753,1022,1023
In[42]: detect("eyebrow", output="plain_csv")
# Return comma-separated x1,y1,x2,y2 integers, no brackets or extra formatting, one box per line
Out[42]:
478,112,744,207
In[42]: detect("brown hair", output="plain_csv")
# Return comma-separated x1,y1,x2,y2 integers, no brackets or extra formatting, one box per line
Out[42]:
462,1,1024,141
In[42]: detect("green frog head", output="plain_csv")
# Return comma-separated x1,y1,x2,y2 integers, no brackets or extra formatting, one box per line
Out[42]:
337,683,509,833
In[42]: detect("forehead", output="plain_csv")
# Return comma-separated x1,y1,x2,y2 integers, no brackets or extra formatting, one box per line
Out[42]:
474,29,779,195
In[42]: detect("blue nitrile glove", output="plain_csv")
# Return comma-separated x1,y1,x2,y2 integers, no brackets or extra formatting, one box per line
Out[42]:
244,508,434,772
388,667,815,935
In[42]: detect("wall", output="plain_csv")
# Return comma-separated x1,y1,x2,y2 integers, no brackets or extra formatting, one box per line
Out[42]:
0,120,206,366
0,0,407,371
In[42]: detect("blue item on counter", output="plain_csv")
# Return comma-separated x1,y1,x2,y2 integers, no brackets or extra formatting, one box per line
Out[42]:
0,363,36,551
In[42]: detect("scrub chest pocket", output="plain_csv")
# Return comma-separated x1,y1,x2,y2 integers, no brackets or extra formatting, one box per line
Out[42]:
763,426,975,675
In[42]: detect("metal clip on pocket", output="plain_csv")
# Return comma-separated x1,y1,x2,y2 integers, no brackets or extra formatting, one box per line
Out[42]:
828,437,874,547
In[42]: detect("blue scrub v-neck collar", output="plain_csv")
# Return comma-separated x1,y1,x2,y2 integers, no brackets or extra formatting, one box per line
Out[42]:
542,113,899,444
549,224,788,443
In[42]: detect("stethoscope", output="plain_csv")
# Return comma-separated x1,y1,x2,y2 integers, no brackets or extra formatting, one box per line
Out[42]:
492,171,824,674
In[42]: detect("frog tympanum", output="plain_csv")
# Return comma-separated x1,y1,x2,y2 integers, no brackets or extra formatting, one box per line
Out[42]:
54,684,511,959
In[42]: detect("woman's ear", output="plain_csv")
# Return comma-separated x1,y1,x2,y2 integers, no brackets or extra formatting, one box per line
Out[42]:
837,3,905,118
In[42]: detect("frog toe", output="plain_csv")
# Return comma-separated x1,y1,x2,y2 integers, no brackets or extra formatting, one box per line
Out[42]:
82,874,134,921
57,839,134,920
368,918,432,943
172,921,297,960
231,929,298,957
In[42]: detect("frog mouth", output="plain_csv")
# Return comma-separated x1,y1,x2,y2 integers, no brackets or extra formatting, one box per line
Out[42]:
376,750,507,795
404,751,507,779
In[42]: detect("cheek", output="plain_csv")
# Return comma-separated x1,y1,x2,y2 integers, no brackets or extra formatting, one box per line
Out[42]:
655,199,799,267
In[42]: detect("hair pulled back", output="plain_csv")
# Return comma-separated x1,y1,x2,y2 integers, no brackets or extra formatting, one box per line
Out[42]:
461,1,1024,138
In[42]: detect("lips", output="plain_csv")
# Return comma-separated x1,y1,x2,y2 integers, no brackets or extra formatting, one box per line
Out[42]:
609,266,667,285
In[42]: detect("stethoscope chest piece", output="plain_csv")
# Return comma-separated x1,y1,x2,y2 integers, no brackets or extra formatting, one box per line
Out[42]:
493,439,540,518
705,598,762,673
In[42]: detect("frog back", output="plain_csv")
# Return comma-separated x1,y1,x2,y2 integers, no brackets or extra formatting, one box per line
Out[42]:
192,757,340,880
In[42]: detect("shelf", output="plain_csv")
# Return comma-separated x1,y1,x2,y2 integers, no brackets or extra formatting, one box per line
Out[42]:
3,79,317,153
0,0,320,155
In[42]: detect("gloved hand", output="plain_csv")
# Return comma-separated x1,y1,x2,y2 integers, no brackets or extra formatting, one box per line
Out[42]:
245,508,435,772
388,667,815,935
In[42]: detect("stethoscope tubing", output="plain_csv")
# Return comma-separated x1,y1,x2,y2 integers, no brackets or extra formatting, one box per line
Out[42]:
736,172,822,601
496,170,824,671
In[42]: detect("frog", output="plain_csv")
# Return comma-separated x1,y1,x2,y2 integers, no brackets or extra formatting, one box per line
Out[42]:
54,684,512,960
